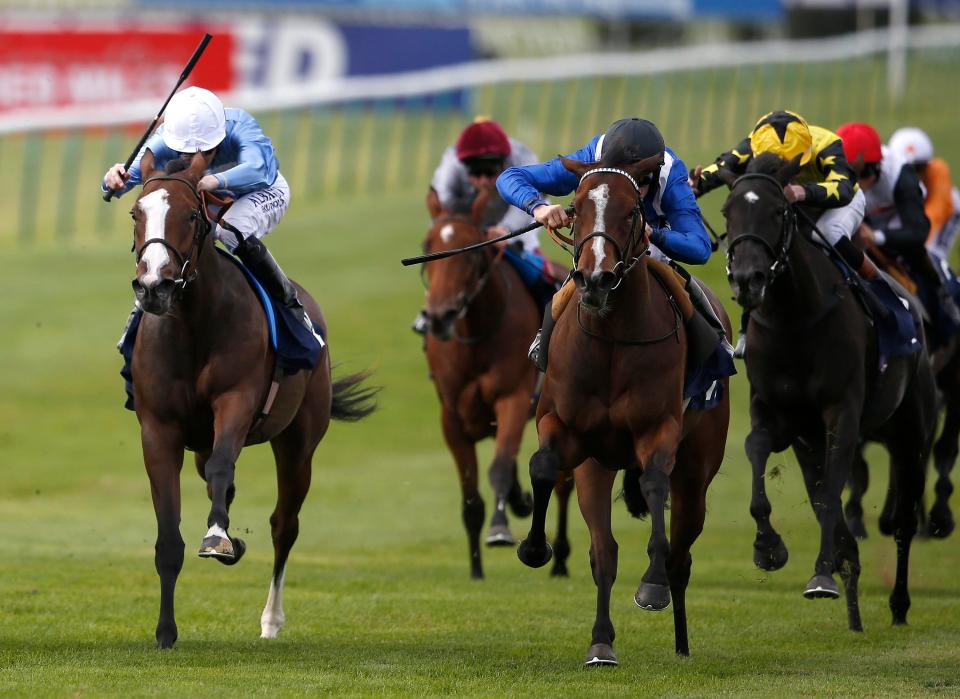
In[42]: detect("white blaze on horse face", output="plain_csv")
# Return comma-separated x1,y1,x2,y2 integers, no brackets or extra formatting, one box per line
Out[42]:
260,565,286,638
440,223,455,244
587,183,610,273
138,189,171,288
744,191,760,204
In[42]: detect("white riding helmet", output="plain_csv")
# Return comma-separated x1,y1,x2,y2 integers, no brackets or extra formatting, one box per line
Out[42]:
162,86,226,153
889,127,934,165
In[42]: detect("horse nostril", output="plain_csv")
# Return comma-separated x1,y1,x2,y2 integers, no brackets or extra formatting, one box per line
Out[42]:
595,270,617,291
572,270,586,290
748,271,766,291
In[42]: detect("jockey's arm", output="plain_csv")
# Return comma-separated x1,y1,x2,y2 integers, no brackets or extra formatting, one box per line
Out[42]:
496,136,601,214
695,136,752,198
213,124,275,193
654,162,713,265
798,139,856,209
881,166,931,250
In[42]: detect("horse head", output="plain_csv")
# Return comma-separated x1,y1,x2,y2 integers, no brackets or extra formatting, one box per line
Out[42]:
130,151,211,315
561,153,660,314
421,190,493,340
722,154,802,310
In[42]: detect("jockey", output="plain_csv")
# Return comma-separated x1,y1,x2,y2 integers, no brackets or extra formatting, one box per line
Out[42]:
694,110,873,357
837,122,960,327
413,117,556,335
102,86,313,340
888,126,960,261
497,117,726,372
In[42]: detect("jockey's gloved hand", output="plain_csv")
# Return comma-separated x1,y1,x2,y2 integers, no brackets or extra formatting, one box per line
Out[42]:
103,163,131,192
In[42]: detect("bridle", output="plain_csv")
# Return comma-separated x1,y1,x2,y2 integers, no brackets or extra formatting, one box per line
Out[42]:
571,167,649,290
724,172,797,292
133,175,212,289
423,215,509,344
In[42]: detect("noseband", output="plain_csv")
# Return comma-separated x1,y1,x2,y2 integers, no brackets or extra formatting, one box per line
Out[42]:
573,167,648,289
724,172,797,288
134,175,212,289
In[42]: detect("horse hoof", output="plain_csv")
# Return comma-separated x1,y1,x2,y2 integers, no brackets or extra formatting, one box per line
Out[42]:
198,534,235,562
260,621,283,639
550,562,569,578
584,643,618,667
803,574,840,599
634,582,671,611
485,524,515,547
217,537,246,566
517,539,553,568
508,490,534,518
753,538,788,571
155,623,177,650
927,508,955,539
846,518,868,541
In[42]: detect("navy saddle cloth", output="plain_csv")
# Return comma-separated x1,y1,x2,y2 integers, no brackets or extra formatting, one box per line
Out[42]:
120,248,325,411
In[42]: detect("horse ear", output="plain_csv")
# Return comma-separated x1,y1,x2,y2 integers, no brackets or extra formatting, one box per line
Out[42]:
717,168,738,189
775,155,803,185
185,152,208,182
623,153,663,183
139,149,157,181
559,156,591,180
470,187,492,224
426,188,444,219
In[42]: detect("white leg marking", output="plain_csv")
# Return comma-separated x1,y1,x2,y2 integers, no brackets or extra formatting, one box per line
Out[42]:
205,524,229,540
138,190,170,288
588,184,609,275
260,565,287,639
440,223,455,244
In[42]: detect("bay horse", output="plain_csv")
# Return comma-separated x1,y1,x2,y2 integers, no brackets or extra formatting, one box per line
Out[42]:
128,151,376,648
515,155,732,663
422,191,573,579
721,153,936,631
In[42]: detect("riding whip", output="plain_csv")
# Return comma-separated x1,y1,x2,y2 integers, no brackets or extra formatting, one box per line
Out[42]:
401,206,574,266
103,33,214,202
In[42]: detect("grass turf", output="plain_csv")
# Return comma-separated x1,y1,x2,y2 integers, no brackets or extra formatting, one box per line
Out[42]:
1,183,959,697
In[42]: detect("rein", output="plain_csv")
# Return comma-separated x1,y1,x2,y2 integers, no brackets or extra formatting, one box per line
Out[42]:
573,167,649,289
134,175,212,289
576,267,682,345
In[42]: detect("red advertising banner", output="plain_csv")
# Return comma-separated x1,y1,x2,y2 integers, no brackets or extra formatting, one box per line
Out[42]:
0,25,234,113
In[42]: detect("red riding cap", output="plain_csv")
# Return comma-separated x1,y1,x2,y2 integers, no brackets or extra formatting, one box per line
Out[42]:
455,119,511,161
836,122,883,164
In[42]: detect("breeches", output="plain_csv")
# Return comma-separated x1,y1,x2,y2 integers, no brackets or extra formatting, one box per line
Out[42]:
214,171,291,251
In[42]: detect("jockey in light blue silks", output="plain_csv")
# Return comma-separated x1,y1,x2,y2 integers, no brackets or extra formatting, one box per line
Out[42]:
102,86,313,345
496,117,730,371
413,118,559,335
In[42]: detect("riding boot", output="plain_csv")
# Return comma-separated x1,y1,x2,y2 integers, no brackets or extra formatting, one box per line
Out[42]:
235,235,313,333
734,312,748,360
528,305,555,373
687,278,733,356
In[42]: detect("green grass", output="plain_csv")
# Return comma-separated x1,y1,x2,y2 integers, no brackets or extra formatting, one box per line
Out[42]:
1,183,959,697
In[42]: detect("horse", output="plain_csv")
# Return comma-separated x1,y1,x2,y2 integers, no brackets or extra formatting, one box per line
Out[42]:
127,151,377,648
422,191,574,579
721,153,936,631
515,154,732,663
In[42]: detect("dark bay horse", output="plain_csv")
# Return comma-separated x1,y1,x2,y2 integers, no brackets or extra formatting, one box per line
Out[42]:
129,152,376,648
721,153,936,631
422,193,573,579
516,155,731,663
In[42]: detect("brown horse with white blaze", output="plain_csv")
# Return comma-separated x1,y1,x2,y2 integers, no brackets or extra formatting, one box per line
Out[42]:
516,155,731,663
129,151,376,648
422,192,574,579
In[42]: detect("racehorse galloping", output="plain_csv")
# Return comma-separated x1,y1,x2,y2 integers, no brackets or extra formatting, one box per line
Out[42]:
422,193,573,579
516,155,731,663
722,154,935,630
129,152,376,648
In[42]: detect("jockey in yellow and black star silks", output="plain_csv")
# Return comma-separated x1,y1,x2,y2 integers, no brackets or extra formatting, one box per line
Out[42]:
692,110,880,358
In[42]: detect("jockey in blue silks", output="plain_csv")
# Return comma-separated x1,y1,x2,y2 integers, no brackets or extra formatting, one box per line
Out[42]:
496,117,729,371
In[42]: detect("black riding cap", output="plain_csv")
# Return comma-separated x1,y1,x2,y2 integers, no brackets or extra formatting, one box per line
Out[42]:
597,118,665,168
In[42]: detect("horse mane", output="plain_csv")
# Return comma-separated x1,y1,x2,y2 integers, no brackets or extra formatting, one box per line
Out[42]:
747,152,786,176
165,159,190,175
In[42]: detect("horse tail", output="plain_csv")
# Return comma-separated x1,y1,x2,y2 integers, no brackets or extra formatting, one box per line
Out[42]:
330,369,379,422
620,468,650,519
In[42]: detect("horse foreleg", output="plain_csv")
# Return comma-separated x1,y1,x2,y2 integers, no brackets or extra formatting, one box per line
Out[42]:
486,394,531,547
517,412,583,569
575,460,619,667
141,419,186,649
666,478,706,656
199,393,256,564
441,407,484,579
844,445,870,540
929,394,960,538
746,395,789,571
550,473,574,577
